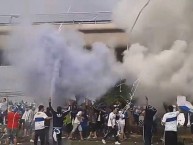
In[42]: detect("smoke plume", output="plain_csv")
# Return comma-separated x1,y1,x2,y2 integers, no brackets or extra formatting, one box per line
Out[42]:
6,25,122,104
113,0,193,105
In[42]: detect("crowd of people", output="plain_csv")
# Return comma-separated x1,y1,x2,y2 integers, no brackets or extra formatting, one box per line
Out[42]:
0,96,192,145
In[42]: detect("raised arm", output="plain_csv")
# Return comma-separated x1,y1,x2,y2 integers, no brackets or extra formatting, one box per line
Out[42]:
145,96,149,106
63,106,71,117
49,97,55,113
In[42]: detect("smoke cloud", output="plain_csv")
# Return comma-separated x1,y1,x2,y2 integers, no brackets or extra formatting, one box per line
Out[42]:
5,25,122,104
113,0,193,105
5,0,193,107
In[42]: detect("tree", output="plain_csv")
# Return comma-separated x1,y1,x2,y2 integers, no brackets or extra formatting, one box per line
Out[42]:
95,79,134,108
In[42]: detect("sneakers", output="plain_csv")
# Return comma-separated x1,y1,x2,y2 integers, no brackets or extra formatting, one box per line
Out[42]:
115,141,121,144
30,139,34,143
160,138,164,142
102,139,120,144
102,139,106,144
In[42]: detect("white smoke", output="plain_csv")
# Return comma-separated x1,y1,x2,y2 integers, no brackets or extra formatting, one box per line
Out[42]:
113,0,193,104
113,0,193,49
6,24,122,103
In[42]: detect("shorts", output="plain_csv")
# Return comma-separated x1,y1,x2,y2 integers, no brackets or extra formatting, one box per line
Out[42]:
24,122,31,129
71,123,82,133
65,123,73,133
96,121,103,131
191,124,193,134
29,122,35,134
164,131,177,145
118,124,125,133
89,122,96,132
7,128,18,138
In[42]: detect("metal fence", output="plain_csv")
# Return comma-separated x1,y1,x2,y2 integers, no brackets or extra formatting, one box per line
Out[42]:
0,11,112,25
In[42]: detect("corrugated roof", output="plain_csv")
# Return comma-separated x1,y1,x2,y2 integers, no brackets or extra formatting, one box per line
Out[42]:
0,12,112,24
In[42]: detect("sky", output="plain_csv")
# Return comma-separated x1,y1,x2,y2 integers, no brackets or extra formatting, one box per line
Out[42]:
0,0,118,15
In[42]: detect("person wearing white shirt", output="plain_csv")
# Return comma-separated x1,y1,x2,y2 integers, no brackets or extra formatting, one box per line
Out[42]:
0,97,7,125
0,98,7,111
162,105,180,145
33,105,51,145
102,107,121,145
22,106,34,137
68,111,84,140
118,110,126,141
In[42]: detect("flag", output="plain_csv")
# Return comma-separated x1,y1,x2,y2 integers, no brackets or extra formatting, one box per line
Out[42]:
177,96,193,113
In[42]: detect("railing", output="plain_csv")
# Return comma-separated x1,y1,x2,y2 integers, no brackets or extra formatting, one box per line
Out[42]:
0,11,112,25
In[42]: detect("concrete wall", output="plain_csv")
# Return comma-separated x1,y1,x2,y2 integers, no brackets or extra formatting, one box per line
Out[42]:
0,23,129,49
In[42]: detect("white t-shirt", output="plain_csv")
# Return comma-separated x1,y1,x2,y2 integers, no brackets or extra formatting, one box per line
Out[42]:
74,111,82,124
162,111,180,132
34,112,48,130
118,113,125,125
22,109,34,122
107,112,116,127
0,102,7,112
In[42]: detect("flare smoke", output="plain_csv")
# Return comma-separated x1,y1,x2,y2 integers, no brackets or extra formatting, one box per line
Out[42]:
113,0,193,104
6,25,122,103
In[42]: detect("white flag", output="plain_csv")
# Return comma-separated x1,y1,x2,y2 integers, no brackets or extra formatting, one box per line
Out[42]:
177,96,193,113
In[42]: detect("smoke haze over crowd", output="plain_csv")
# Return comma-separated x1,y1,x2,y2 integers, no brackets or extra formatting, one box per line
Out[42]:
3,0,193,106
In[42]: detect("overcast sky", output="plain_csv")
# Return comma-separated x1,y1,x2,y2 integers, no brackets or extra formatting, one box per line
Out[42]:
0,0,118,15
